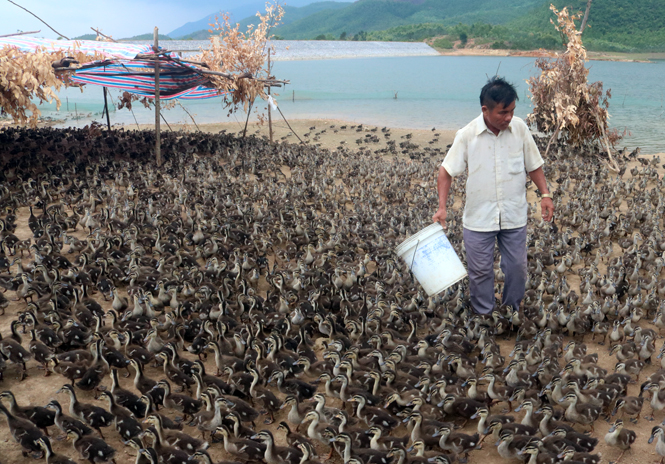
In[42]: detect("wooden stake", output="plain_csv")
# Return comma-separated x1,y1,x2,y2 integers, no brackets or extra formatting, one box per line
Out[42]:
154,27,162,166
103,87,111,130
268,51,273,143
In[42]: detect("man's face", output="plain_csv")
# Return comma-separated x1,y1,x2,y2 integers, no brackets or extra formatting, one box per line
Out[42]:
482,100,516,133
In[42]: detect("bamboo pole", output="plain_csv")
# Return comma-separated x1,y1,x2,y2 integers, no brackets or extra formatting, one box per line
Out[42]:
268,51,273,143
153,27,162,167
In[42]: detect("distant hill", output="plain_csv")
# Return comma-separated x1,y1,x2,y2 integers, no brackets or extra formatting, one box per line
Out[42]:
179,2,352,40
119,33,172,41
168,0,350,38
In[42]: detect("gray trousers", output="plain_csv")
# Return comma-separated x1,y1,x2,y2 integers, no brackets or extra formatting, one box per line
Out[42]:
463,225,527,315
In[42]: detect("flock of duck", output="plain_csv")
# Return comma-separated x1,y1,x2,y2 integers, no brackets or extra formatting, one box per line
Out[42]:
0,125,664,464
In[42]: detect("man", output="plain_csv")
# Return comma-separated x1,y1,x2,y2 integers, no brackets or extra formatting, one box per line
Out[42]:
432,76,554,315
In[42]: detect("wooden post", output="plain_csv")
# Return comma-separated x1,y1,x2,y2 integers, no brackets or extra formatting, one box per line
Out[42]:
153,27,162,166
103,87,111,131
267,51,273,143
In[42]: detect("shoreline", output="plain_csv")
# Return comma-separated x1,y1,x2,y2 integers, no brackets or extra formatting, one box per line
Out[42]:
433,47,663,63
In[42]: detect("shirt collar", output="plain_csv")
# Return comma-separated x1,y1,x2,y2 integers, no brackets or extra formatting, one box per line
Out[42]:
475,113,514,136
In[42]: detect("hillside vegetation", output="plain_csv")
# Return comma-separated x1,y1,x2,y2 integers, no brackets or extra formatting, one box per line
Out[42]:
161,0,665,52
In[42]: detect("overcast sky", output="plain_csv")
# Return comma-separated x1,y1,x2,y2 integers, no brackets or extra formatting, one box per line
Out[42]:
1,0,273,39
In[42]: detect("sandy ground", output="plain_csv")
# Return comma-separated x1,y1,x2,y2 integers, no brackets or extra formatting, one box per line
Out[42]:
132,118,458,155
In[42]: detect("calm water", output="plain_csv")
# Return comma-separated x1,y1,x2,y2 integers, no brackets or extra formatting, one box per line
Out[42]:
33,54,665,153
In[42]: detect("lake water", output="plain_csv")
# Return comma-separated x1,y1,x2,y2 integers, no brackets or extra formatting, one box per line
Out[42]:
28,46,665,153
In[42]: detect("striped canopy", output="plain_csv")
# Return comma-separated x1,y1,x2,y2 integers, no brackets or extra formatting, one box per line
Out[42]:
69,59,227,100
1,37,227,100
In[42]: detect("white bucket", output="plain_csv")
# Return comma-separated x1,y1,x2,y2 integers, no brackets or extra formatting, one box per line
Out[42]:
395,223,467,296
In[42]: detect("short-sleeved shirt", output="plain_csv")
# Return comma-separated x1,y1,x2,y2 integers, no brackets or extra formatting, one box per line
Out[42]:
442,114,544,232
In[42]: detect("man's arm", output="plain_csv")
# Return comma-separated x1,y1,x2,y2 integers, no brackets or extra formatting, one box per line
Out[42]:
432,166,453,229
528,166,554,222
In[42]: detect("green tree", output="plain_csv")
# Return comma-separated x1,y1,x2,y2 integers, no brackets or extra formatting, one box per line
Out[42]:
315,34,327,40
459,31,468,45
339,31,347,40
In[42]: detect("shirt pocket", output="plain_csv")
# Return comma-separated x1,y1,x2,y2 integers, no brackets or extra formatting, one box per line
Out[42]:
507,150,525,174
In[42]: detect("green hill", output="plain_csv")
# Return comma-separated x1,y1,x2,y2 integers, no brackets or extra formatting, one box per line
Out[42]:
509,0,665,51
275,0,543,39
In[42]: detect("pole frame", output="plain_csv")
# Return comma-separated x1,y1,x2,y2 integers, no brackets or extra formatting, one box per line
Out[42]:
154,27,162,166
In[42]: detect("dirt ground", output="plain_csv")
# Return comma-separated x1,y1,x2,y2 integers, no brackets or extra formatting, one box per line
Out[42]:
0,124,664,464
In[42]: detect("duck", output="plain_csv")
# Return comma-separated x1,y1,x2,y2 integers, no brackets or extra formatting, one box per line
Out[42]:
349,394,399,430
648,426,665,464
192,449,242,464
140,428,191,464
434,424,480,463
46,399,93,439
37,436,77,464
66,428,116,464
252,429,303,464
144,413,208,453
559,393,602,432
0,390,55,435
0,400,45,457
98,391,143,442
604,419,636,464
156,379,202,422
611,396,644,423
109,368,147,418
57,384,114,438
212,425,265,461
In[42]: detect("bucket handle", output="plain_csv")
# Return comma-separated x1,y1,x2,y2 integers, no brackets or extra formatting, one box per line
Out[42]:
410,239,421,274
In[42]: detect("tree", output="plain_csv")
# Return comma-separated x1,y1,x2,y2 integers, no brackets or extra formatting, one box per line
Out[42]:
459,32,468,45
526,5,621,170
339,31,347,40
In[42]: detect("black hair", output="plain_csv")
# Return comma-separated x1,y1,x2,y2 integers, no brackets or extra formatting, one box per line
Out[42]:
480,76,518,109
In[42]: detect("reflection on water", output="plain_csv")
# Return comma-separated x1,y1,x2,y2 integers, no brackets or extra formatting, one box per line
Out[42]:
33,54,665,153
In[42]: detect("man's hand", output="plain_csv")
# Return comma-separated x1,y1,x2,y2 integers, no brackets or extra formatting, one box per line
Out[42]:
541,197,554,222
433,207,448,229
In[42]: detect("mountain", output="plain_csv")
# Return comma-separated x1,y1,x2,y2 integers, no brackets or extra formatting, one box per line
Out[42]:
274,0,543,39
167,0,352,38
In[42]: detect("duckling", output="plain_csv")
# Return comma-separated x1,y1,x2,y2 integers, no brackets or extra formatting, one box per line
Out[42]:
604,419,635,464
109,368,146,418
192,449,242,464
494,428,537,462
331,432,389,464
155,351,194,392
557,446,601,464
98,391,143,442
0,401,45,457
434,424,480,463
559,393,602,432
269,370,316,401
218,395,260,425
141,427,191,464
37,436,77,464
349,394,399,430
212,425,265,461
0,390,55,435
0,323,32,380
519,442,558,464
252,429,303,464
57,384,114,438
156,380,201,422
46,400,93,439
66,428,116,464
281,395,314,431
480,373,514,412
611,396,644,423
277,421,314,450
649,426,665,464
366,425,408,451
144,413,208,453
643,383,665,420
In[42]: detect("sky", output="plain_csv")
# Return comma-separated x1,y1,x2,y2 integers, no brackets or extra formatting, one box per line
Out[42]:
1,0,318,40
